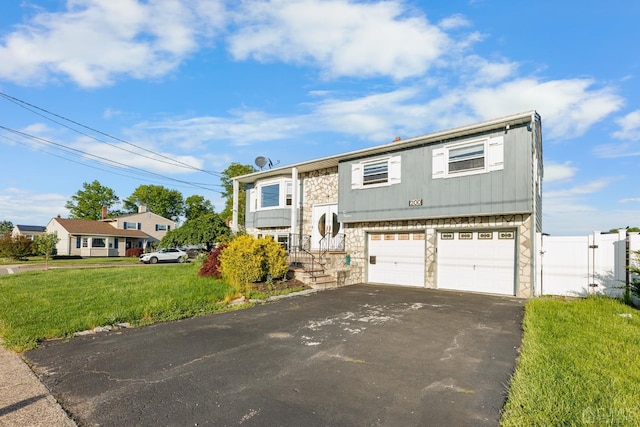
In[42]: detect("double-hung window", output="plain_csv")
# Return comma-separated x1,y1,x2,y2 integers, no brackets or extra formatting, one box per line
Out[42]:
432,136,504,179
363,161,389,185
351,156,401,189
448,143,485,173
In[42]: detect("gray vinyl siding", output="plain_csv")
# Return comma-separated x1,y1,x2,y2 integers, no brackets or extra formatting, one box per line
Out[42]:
338,124,535,223
245,208,291,228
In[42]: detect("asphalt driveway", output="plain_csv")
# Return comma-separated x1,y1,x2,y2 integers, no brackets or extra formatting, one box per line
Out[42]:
25,285,524,426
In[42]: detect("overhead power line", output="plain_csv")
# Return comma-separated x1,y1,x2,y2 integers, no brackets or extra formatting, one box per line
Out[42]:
0,125,223,194
0,91,223,177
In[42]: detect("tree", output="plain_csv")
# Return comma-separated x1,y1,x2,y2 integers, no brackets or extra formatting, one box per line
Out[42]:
33,232,60,270
159,213,230,251
65,180,120,220
0,220,13,235
124,185,184,220
184,195,215,221
220,163,256,226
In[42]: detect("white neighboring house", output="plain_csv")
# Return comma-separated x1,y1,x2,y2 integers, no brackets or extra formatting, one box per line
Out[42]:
101,205,177,247
46,217,150,257
11,225,47,240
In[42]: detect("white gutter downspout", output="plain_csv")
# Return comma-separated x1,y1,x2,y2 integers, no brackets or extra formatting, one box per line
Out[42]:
290,167,298,237
231,179,239,233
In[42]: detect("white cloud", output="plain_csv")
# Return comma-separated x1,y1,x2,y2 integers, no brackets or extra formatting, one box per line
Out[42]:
463,78,623,140
620,198,640,204
0,188,69,225
613,110,640,141
228,0,461,80
544,161,577,183
0,0,225,87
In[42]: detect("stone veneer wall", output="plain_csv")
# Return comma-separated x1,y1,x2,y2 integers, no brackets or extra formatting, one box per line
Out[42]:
299,167,339,237
340,214,534,297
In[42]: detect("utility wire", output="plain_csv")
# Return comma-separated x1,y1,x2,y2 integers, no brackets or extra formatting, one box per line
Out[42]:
0,132,221,191
0,125,221,194
0,91,223,177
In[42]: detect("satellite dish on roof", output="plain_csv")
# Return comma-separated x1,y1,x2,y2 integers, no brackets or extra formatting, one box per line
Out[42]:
255,156,267,169
254,156,280,170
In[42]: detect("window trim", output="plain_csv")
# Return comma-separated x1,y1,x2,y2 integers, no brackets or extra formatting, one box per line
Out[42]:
351,155,401,189
432,136,504,179
254,178,293,211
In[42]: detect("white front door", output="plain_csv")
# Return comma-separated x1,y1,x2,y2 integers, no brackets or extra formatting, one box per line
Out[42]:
311,204,342,250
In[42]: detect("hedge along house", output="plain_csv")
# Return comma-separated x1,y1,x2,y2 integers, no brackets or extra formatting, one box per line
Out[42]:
231,111,543,297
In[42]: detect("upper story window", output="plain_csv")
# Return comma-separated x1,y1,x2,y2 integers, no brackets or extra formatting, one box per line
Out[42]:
123,221,139,230
261,183,280,208
448,143,485,173
249,178,294,212
155,224,170,231
432,136,504,179
351,156,401,189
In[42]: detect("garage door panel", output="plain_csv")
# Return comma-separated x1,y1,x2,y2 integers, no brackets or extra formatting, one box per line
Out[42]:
437,231,516,296
368,233,425,287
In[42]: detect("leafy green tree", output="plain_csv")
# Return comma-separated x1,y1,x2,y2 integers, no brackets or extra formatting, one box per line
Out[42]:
65,180,120,220
124,185,184,220
0,220,13,235
33,232,60,270
0,235,33,260
159,213,230,251
184,195,215,221
220,163,256,226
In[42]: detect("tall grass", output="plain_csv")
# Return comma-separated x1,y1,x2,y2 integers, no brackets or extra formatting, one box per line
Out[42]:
502,297,640,426
0,263,233,351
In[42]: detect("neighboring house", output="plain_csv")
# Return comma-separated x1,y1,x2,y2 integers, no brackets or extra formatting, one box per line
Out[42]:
11,225,46,240
101,206,176,245
231,111,542,297
46,217,150,257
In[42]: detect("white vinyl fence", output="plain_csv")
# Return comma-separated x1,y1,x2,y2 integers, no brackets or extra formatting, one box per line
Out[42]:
536,231,640,299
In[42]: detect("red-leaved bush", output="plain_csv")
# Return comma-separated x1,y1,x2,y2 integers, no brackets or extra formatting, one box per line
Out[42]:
126,248,144,258
199,244,227,278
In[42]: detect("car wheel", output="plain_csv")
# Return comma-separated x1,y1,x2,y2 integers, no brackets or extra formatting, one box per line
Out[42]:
150,257,158,264
178,256,185,263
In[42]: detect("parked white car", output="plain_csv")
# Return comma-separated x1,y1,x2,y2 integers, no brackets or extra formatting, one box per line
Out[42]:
140,248,188,264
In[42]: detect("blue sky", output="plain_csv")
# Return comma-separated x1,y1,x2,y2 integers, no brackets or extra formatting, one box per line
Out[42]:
0,0,638,235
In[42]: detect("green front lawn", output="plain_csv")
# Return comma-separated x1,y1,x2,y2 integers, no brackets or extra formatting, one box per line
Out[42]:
0,263,235,351
0,256,142,266
501,297,640,426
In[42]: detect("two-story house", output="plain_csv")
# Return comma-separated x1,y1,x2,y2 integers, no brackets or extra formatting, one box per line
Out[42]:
101,205,176,247
231,111,542,297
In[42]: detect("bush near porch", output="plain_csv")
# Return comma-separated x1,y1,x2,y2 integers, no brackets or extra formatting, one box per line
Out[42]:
501,297,640,426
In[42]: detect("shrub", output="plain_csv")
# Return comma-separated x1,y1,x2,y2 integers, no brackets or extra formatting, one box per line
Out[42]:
126,248,144,258
256,238,288,280
199,244,227,278
219,235,289,297
0,234,34,260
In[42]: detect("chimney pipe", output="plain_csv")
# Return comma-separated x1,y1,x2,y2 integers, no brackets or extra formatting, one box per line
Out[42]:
101,205,108,220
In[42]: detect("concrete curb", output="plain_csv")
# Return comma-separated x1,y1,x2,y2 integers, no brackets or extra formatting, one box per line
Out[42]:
0,343,76,426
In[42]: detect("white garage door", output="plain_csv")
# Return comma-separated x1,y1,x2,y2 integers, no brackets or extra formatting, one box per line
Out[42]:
368,232,425,287
437,230,516,295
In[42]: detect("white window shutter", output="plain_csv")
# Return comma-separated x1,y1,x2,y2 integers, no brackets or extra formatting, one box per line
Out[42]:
351,164,362,189
432,148,446,179
488,136,504,171
389,156,401,184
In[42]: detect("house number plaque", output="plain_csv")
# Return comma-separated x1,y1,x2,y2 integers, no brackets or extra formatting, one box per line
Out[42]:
409,199,423,206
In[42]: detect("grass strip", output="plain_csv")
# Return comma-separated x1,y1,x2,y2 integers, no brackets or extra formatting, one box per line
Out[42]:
0,262,233,352
501,297,640,426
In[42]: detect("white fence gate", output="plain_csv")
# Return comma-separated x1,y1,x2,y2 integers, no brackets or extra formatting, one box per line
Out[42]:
536,231,640,298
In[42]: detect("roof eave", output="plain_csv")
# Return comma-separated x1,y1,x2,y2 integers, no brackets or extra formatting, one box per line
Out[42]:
234,110,537,183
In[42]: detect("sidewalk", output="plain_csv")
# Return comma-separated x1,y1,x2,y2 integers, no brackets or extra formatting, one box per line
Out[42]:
0,343,75,427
